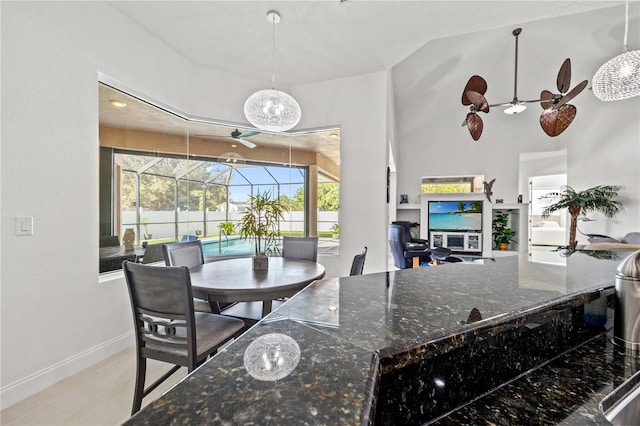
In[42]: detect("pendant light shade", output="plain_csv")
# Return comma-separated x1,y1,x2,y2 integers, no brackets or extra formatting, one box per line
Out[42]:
592,0,640,102
244,89,301,132
592,50,640,101
244,11,301,132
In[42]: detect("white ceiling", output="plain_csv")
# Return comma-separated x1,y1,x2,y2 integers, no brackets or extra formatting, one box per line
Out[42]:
107,1,625,86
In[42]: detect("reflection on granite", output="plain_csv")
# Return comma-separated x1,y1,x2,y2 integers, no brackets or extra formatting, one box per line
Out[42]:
273,279,340,328
125,251,633,425
243,333,301,381
437,329,640,425
125,321,377,425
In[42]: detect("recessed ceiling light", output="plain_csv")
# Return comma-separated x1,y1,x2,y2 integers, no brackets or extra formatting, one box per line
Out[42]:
231,144,237,148
110,100,127,108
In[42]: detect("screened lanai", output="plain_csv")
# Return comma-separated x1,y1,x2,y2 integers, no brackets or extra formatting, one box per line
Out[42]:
117,152,310,243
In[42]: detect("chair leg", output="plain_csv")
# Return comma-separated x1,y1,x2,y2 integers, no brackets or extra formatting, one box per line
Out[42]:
412,257,419,268
131,356,146,415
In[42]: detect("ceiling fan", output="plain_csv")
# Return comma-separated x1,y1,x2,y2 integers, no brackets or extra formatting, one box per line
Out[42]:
230,128,259,149
461,28,588,140
195,128,260,149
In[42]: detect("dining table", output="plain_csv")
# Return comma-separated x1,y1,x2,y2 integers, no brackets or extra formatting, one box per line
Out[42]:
188,256,326,317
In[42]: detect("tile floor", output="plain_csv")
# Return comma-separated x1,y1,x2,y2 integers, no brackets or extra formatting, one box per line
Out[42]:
0,346,186,426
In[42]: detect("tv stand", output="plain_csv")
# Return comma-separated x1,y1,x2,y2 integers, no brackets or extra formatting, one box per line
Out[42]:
430,231,482,253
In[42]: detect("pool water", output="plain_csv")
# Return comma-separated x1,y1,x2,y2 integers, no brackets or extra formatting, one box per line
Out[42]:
202,238,257,256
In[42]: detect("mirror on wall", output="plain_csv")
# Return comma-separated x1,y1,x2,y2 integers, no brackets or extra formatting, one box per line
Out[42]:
98,83,341,272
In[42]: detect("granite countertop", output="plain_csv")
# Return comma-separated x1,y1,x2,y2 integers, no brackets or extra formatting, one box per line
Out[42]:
125,250,635,425
437,329,640,425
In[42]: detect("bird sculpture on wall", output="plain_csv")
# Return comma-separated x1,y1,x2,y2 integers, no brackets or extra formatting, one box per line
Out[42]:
483,178,495,202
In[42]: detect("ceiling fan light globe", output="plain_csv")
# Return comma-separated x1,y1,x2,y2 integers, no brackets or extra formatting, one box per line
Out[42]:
244,89,301,132
504,103,527,114
592,50,640,101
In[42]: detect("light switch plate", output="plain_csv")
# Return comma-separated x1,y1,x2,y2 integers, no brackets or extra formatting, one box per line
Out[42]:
15,216,33,236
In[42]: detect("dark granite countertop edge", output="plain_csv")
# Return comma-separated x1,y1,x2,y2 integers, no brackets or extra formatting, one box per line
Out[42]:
376,285,614,371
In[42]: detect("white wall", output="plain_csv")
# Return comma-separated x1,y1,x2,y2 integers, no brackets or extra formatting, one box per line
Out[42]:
392,5,640,240
2,1,639,410
0,1,389,408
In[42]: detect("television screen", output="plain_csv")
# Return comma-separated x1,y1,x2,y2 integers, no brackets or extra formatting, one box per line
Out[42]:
428,201,483,231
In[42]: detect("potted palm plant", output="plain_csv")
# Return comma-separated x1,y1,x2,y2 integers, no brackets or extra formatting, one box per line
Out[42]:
238,190,288,270
540,184,622,249
492,211,515,250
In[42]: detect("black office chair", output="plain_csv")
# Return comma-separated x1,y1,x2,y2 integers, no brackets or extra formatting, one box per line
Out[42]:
282,236,319,262
122,261,244,415
350,246,368,276
389,224,432,269
391,221,428,245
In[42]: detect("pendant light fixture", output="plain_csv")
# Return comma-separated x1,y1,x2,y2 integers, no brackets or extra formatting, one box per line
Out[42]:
592,0,640,102
244,10,301,132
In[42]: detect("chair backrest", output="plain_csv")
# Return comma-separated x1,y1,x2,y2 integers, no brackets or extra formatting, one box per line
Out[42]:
349,246,368,276
122,261,196,367
181,234,198,242
100,235,120,247
281,236,319,262
141,243,165,264
389,224,410,269
163,240,205,268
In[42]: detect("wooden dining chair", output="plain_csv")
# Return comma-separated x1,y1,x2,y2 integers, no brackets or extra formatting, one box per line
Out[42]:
282,236,319,262
349,246,368,276
122,261,244,415
162,240,216,313
162,240,205,268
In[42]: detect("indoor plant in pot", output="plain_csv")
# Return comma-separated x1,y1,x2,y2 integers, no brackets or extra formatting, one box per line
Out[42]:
539,184,622,249
492,211,515,250
238,190,287,270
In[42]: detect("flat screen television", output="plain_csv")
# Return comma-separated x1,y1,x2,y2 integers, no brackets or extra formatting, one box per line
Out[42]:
428,200,483,232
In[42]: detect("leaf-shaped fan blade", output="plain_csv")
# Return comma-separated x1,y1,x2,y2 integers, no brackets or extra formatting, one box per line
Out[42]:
462,75,488,105
466,112,483,141
553,80,587,110
540,104,576,137
466,90,489,113
556,58,572,93
540,90,553,110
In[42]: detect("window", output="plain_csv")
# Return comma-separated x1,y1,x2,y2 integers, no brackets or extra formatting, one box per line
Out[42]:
98,83,340,272
421,176,484,194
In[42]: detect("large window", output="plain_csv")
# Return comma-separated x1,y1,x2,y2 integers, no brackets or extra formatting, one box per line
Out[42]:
98,83,340,273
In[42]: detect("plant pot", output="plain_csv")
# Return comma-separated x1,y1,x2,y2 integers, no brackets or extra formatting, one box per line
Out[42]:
498,242,509,251
253,253,269,270
144,234,152,240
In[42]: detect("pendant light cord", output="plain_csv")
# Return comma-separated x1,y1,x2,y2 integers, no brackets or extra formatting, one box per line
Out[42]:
623,0,629,53
271,13,276,89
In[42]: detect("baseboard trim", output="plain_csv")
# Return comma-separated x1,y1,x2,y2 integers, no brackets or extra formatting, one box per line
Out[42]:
0,331,134,410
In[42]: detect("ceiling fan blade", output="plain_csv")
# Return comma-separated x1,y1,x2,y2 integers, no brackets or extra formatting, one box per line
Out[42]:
552,80,587,109
540,90,553,110
239,130,260,138
556,58,572,93
466,113,483,140
540,104,576,137
466,90,489,113
462,75,488,105
235,138,257,149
